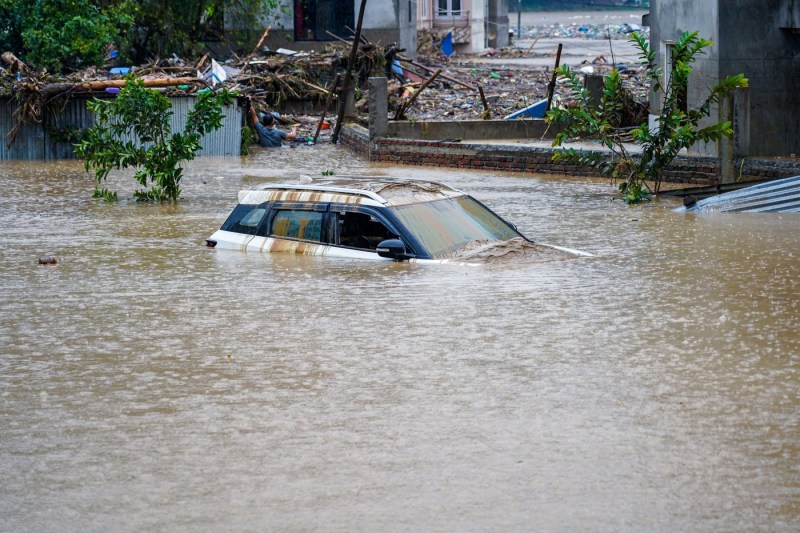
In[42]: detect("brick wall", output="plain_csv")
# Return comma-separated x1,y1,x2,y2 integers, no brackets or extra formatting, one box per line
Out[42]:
340,124,800,185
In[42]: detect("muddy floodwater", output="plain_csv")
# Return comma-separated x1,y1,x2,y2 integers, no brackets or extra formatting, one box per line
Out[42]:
1,145,799,531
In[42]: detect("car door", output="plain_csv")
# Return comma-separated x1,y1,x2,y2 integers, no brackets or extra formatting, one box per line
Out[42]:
327,205,414,259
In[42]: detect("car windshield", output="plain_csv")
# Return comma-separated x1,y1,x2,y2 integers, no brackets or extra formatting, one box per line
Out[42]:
389,195,522,257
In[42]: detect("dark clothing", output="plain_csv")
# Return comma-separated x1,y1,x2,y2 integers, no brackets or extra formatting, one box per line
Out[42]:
254,122,289,147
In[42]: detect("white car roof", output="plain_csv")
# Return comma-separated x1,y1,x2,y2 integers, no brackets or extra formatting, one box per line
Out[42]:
237,178,466,207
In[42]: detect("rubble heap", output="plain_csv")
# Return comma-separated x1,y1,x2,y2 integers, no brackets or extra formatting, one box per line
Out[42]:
1,28,651,147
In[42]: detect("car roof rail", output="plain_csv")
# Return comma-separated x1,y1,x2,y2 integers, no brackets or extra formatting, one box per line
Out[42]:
250,183,388,204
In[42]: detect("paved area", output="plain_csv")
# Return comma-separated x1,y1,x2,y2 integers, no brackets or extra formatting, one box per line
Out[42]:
477,9,648,68
468,37,642,68
469,137,643,154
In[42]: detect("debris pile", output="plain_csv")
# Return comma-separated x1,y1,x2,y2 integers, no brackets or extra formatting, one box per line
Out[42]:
381,52,649,124
0,38,389,145
1,23,651,146
521,21,647,40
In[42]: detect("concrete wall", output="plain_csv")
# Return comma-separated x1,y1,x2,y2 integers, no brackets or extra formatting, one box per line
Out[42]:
387,118,555,141
649,0,720,156
719,0,800,156
650,0,800,157
487,0,510,49
340,123,800,185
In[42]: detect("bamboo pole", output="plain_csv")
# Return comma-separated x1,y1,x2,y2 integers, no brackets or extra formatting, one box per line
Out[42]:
331,0,369,144
241,26,272,73
545,43,563,113
39,77,203,99
313,74,341,144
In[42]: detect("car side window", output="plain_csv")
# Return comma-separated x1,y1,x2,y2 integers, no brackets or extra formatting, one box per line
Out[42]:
336,211,396,250
220,204,267,235
270,210,324,242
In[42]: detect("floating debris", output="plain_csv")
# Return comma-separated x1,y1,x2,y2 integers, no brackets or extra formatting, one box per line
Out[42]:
442,238,578,263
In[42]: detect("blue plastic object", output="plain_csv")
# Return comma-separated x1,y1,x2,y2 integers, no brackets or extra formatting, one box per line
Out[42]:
504,99,548,120
441,32,453,57
110,67,130,75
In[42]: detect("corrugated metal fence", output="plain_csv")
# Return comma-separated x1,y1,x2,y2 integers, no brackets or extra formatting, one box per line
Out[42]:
1,96,242,160
675,175,800,213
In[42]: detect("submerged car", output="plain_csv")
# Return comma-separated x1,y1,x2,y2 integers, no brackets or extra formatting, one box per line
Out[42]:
206,179,589,262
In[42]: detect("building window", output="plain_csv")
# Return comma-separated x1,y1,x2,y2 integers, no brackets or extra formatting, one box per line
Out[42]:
437,0,462,17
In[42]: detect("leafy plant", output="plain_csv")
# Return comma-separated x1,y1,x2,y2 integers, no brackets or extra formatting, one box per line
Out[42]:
113,0,279,64
92,187,118,203
241,124,255,156
0,0,127,72
75,76,233,202
546,31,749,203
0,1,280,71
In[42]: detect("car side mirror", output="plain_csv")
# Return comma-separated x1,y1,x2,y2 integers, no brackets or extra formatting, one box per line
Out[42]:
376,239,411,261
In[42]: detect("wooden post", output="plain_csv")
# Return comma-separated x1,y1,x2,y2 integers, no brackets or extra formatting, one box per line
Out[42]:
545,43,563,113
313,74,341,144
478,85,490,119
331,0,369,144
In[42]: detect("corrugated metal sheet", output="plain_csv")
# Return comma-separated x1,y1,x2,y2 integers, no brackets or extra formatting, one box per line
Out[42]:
168,97,243,156
1,98,46,160
1,96,242,160
675,175,800,213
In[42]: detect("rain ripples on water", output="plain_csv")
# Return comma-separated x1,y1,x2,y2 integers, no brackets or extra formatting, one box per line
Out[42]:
1,145,798,531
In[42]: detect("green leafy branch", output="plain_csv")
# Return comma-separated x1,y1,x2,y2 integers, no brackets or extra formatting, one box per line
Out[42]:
547,31,749,204
75,75,233,202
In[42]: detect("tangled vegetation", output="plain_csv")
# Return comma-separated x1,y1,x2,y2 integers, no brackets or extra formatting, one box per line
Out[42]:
0,0,278,72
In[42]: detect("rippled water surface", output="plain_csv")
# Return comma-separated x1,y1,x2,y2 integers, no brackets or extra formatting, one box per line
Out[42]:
1,146,799,531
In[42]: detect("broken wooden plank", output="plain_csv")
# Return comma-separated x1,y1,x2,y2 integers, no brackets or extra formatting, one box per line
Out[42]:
394,68,441,120
396,56,474,90
39,77,203,100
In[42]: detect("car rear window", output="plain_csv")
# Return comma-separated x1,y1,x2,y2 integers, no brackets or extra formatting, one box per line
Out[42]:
220,204,267,235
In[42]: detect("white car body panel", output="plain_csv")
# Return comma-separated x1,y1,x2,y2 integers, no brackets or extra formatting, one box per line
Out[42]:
208,179,593,262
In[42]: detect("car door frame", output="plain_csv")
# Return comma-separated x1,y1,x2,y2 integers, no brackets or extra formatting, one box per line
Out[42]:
327,204,426,258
